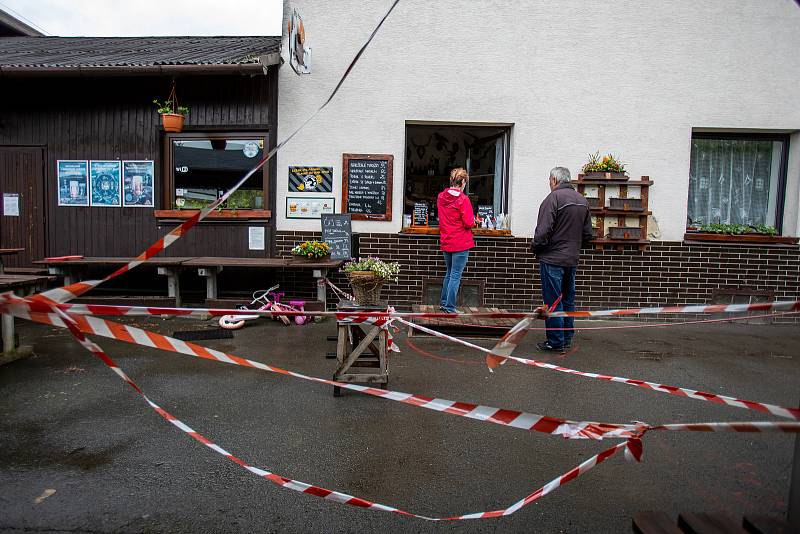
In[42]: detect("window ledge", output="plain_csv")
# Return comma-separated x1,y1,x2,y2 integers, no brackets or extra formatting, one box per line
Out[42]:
683,232,799,247
400,227,513,238
155,209,271,221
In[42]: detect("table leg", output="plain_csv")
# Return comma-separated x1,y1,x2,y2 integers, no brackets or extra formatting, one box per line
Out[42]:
0,258,5,275
197,267,222,300
1,313,13,353
314,269,328,310
158,267,182,307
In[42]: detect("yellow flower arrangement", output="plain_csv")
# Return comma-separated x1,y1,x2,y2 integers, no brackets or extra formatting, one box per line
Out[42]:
290,240,331,259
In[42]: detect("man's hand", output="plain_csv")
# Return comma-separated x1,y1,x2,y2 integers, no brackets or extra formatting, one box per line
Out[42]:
533,304,550,320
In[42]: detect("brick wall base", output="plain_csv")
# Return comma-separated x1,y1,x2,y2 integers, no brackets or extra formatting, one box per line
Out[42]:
276,231,800,321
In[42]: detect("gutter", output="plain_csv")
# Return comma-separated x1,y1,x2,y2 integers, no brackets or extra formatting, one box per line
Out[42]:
0,52,281,77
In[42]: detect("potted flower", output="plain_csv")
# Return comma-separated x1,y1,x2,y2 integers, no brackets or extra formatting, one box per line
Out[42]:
153,99,189,133
581,151,627,180
290,240,331,261
341,257,401,306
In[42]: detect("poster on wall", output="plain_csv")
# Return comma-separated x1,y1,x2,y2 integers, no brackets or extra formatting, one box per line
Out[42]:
288,166,333,193
90,160,122,207
122,160,155,207
286,196,335,219
57,160,89,206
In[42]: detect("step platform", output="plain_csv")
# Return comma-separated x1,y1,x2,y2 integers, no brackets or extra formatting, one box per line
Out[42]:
408,305,519,338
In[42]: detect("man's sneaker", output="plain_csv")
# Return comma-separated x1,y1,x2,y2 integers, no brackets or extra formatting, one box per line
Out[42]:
536,341,565,353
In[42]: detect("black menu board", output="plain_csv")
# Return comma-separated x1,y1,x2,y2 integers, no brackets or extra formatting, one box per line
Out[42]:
321,213,353,260
342,153,393,221
413,202,429,226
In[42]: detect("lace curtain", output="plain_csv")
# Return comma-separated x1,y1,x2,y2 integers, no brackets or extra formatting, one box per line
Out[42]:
687,138,782,227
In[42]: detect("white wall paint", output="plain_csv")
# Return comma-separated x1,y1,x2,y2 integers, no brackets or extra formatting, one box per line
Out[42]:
277,0,800,240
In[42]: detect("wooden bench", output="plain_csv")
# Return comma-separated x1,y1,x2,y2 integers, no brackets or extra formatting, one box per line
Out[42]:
33,256,344,310
34,257,194,307
182,257,343,311
633,511,797,534
0,274,54,364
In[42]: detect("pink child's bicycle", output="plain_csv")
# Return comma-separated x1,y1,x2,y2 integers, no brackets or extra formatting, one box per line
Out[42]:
218,285,309,330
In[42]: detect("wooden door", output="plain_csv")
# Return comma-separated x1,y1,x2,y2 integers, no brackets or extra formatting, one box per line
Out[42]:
0,147,45,266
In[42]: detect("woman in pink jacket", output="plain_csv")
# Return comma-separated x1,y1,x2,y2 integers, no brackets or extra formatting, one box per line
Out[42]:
437,167,475,314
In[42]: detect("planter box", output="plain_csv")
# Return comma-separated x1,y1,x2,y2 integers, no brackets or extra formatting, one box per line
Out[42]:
581,172,628,181
683,232,800,245
608,226,642,240
586,197,600,208
608,197,643,210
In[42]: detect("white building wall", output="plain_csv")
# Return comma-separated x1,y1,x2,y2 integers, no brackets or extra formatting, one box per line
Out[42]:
277,0,800,240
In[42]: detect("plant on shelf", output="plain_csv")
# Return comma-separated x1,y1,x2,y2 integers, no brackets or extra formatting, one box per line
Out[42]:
290,240,331,260
341,257,401,305
153,90,190,133
697,223,778,236
581,151,626,176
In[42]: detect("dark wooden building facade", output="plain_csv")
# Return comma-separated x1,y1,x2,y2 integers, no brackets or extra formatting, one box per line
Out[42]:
0,36,280,268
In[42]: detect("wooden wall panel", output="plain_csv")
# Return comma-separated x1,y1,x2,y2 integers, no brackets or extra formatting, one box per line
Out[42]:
0,74,276,263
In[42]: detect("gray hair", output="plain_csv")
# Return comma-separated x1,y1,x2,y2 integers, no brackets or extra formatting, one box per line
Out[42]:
549,167,571,184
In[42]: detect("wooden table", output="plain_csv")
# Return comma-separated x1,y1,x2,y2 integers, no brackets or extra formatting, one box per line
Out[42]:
0,274,53,362
333,300,389,396
34,257,194,307
182,257,344,310
0,248,24,275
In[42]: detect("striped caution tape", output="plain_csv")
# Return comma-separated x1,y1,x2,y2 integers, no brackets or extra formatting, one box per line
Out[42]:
0,294,642,441
395,318,800,421
40,298,800,321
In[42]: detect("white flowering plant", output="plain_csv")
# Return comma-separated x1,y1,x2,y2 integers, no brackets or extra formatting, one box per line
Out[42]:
341,257,401,282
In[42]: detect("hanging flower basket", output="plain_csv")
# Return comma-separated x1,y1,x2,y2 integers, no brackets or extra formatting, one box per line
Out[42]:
161,113,185,133
154,84,189,133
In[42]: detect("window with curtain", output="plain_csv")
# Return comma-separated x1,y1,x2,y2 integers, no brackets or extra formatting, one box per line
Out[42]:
687,135,788,230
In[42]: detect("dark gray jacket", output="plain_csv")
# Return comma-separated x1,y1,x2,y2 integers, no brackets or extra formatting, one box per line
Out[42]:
532,183,594,267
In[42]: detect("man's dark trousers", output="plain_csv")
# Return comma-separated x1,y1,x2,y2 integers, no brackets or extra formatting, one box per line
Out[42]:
539,261,576,348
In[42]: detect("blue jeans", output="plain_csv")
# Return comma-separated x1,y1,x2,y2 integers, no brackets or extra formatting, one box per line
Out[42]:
440,250,469,312
539,262,577,348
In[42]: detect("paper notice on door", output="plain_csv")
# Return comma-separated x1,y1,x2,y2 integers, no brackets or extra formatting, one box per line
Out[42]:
3,194,19,216
248,226,265,250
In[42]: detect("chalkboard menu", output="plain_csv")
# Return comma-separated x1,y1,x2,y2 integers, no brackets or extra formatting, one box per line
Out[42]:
342,153,393,221
413,202,429,226
320,213,353,260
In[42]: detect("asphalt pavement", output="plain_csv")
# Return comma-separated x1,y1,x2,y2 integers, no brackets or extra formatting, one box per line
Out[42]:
1,314,798,533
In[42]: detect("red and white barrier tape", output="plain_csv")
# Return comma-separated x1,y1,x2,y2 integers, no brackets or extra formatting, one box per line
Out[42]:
0,295,641,441
395,318,800,421
39,298,800,322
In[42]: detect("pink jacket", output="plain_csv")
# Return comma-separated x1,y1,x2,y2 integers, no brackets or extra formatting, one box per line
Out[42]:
437,188,475,252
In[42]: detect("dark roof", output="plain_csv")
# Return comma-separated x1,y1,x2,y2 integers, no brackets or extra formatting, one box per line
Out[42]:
0,36,281,76
0,8,44,37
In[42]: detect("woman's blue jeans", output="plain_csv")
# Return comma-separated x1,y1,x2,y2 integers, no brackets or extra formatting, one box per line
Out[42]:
440,250,469,312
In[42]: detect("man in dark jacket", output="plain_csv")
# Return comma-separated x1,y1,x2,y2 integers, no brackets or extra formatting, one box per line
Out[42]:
532,167,594,352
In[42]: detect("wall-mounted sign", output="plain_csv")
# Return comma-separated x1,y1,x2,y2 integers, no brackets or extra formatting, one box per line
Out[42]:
287,8,312,75
342,153,393,221
321,213,353,260
248,226,265,251
3,193,19,216
289,166,333,193
122,160,155,207
413,202,428,226
57,160,89,206
90,160,121,207
286,196,335,219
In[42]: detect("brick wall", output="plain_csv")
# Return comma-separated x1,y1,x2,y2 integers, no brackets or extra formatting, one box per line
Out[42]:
276,231,800,319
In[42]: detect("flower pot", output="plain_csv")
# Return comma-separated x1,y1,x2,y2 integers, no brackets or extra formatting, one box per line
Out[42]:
161,113,185,133
346,271,385,305
608,197,643,210
581,172,628,181
608,226,642,240
291,253,331,263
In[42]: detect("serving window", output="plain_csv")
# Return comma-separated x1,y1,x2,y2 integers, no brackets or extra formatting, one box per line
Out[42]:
402,123,511,234
160,132,270,218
